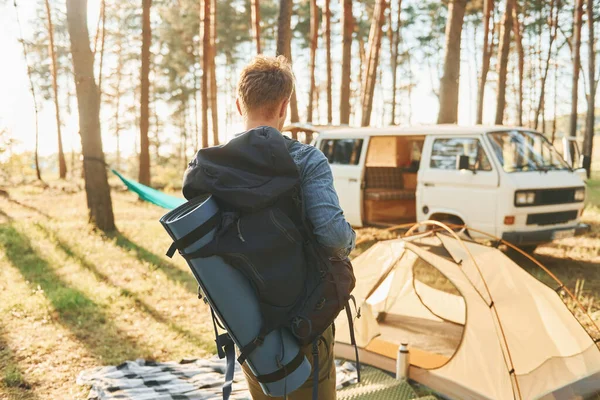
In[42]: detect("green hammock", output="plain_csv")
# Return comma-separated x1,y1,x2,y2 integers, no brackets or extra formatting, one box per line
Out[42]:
112,169,186,210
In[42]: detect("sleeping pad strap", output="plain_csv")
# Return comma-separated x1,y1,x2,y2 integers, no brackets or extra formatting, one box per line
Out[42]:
346,302,361,382
166,212,221,258
211,309,235,400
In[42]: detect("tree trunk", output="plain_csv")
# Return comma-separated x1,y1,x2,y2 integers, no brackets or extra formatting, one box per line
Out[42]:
97,0,106,102
194,66,200,150
533,0,556,130
66,0,115,232
323,0,332,124
512,1,524,126
357,35,366,122
494,0,515,125
339,0,353,125
437,0,467,124
14,0,42,181
276,0,299,130
582,0,595,177
406,36,414,124
476,0,494,124
201,0,210,147
569,0,584,140
390,0,402,125
114,35,123,170
251,0,261,54
181,99,188,169
307,0,318,123
44,0,67,179
552,47,558,143
139,0,152,186
209,0,219,146
361,0,387,127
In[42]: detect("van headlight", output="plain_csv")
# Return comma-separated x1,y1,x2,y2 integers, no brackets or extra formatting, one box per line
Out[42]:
574,188,585,201
515,191,536,205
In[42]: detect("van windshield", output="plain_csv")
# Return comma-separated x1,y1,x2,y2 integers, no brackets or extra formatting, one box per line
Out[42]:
487,130,570,173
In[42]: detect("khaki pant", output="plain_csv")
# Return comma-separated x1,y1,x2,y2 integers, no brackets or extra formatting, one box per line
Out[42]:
242,325,336,399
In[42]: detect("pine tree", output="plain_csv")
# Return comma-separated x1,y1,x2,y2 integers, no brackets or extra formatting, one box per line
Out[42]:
306,0,319,123
209,0,219,146
512,0,524,126
44,0,67,179
476,0,494,124
139,0,152,186
66,0,115,231
494,0,515,125
533,0,557,130
339,0,353,125
569,0,584,140
276,0,299,133
361,0,387,127
582,0,596,176
201,0,210,148
437,0,467,124
323,0,332,124
389,0,402,125
251,0,261,53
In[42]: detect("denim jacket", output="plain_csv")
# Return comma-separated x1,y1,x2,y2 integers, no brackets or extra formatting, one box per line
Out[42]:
287,139,356,259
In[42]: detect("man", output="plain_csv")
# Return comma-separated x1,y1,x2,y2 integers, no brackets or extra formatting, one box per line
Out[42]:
235,55,355,399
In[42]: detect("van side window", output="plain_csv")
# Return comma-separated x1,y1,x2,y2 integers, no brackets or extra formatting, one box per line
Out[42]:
320,139,363,165
430,138,492,171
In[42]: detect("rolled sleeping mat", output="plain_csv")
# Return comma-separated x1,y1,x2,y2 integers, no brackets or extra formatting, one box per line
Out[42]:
159,195,311,396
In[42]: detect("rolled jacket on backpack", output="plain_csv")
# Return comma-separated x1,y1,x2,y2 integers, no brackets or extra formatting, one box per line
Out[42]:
160,195,311,397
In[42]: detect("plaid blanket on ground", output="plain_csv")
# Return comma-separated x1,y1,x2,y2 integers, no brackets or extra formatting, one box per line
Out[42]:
77,358,360,400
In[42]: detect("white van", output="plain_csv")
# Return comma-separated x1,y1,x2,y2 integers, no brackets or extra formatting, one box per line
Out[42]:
312,125,590,249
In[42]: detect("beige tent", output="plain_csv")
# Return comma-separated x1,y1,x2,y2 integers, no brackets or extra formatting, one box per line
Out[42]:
335,227,600,400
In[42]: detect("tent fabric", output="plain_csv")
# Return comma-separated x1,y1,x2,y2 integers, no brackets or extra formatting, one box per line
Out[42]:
435,234,600,398
336,233,600,400
112,170,186,210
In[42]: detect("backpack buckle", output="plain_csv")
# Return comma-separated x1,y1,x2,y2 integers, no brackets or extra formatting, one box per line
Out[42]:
253,336,264,346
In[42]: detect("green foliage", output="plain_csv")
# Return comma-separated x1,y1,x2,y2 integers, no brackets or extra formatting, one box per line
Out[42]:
2,365,28,389
217,0,253,61
27,0,72,103
0,153,39,186
588,178,600,208
292,0,313,49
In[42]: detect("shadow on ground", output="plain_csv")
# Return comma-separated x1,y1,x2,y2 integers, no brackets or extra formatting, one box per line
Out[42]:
35,223,212,352
111,232,198,294
0,223,154,365
0,324,37,400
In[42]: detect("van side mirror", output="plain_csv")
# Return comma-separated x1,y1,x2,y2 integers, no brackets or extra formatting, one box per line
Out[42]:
456,155,471,171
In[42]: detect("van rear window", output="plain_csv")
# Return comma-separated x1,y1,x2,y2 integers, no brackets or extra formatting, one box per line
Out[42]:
320,139,363,165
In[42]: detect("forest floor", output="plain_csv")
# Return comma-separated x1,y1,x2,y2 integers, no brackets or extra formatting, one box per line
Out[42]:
0,180,598,399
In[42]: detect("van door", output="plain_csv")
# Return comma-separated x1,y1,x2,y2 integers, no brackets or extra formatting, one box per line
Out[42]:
318,137,368,227
418,136,499,235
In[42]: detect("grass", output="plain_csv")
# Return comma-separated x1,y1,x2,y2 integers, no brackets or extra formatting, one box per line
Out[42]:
3,366,28,390
0,180,599,398
588,178,600,206
0,186,214,399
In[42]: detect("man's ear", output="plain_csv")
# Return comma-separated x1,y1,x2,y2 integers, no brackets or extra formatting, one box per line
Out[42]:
236,98,243,116
279,98,289,118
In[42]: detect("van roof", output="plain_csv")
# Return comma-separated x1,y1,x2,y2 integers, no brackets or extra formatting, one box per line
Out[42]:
314,124,531,138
